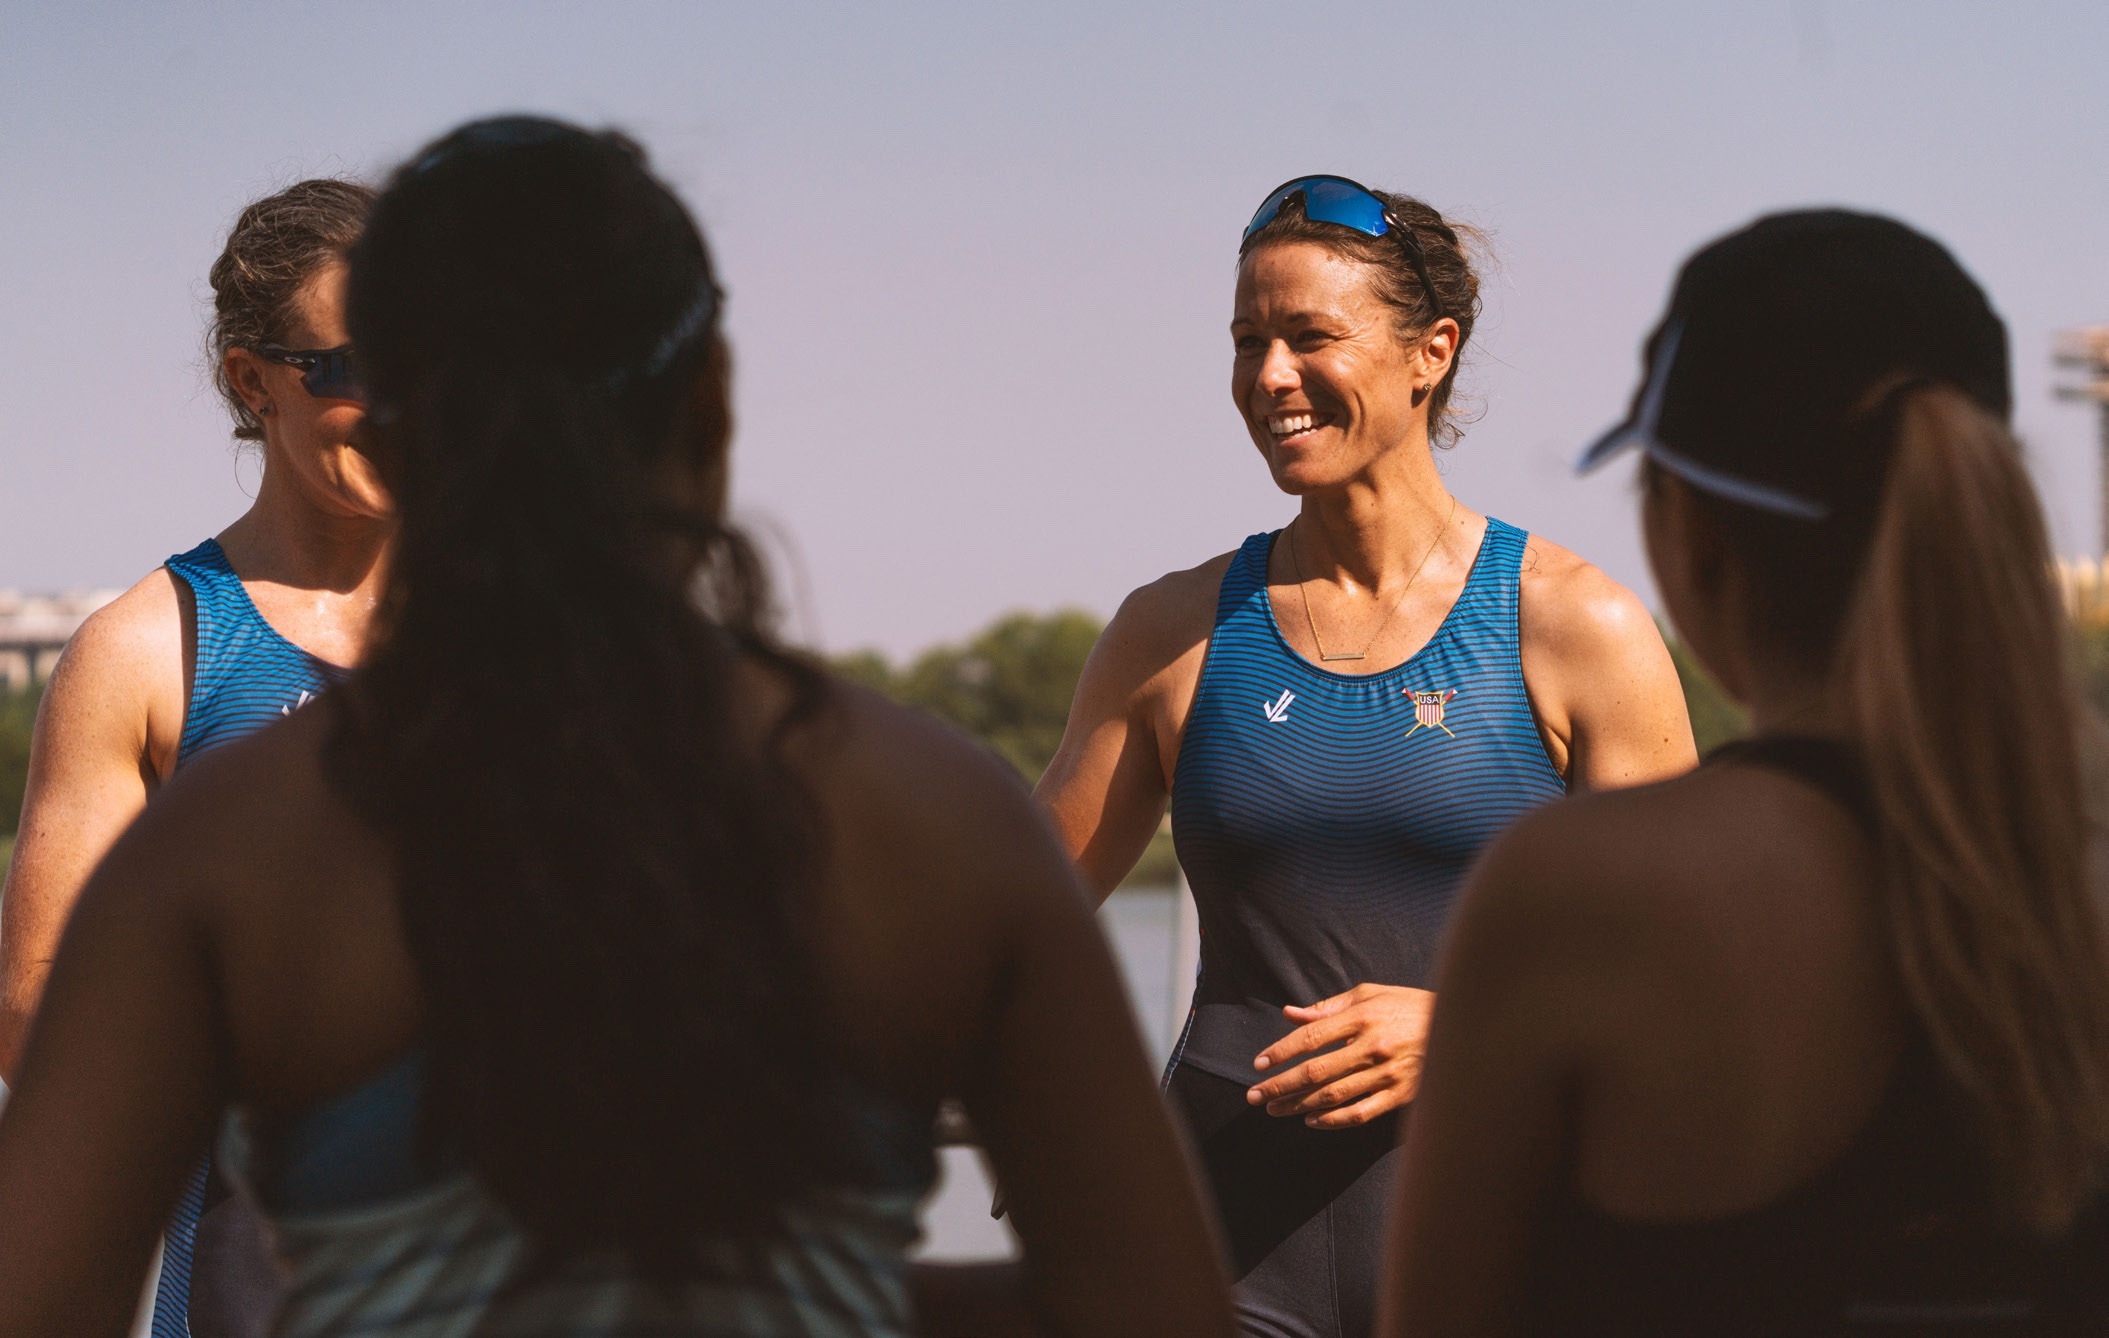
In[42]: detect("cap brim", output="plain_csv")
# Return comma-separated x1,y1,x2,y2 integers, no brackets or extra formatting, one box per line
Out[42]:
1576,419,1647,475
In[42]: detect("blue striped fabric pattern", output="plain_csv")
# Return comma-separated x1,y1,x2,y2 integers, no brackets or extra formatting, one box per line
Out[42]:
152,537,347,1337
168,539,347,766
1168,518,1567,1080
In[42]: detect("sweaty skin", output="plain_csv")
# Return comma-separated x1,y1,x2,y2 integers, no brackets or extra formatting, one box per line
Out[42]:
0,262,390,1081
1036,241,1695,1128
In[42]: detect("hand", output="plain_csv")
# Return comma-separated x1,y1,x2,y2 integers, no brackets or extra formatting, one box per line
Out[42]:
1246,983,1435,1129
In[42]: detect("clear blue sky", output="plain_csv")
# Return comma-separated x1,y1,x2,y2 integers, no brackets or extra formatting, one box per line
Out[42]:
3,0,2105,657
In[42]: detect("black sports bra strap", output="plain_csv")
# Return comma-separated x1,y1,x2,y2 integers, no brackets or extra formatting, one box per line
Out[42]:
1704,735,1875,833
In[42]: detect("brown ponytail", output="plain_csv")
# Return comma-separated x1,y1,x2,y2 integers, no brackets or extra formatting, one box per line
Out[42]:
1836,384,2109,1232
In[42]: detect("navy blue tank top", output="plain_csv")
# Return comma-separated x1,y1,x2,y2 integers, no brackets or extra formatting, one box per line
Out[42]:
151,538,347,1338
1168,519,1566,1083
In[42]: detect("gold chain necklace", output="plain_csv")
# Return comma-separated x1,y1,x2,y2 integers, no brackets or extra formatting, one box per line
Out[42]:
1287,495,1458,663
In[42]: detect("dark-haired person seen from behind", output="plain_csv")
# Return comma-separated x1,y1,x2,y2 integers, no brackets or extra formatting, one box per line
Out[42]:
0,179,384,1335
1383,211,2109,1335
0,116,1233,1338
1038,177,1695,1336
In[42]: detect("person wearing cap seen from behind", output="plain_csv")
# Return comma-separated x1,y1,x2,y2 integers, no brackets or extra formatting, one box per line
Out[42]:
1038,176,1696,1336
1380,210,2109,1335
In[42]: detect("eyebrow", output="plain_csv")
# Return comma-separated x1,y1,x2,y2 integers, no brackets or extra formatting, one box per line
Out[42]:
1231,307,1341,327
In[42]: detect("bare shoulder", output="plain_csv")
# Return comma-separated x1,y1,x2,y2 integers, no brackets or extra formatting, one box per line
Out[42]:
94,705,358,902
1095,550,1236,680
58,710,362,1000
793,673,1064,893
1451,762,1874,999
32,568,188,761
46,570,183,696
1516,534,1659,662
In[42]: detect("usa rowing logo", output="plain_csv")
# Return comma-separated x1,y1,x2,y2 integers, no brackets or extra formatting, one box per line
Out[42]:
1405,688,1458,739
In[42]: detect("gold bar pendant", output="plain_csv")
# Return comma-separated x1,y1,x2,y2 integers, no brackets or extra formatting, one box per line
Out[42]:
1319,652,1367,661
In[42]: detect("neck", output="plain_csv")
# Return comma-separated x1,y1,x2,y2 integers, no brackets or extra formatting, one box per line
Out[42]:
1737,651,1849,740
1292,441,1454,593
219,464,392,596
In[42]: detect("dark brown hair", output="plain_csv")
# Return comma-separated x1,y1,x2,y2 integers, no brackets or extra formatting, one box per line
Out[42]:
207,178,375,440
1238,189,1485,446
336,117,841,1273
1639,210,2109,1231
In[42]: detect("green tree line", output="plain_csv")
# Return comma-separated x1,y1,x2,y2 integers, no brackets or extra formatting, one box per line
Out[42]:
13,613,2109,881
0,681,38,874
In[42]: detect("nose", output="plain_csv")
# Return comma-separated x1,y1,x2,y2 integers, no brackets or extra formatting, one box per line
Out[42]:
1256,340,1299,399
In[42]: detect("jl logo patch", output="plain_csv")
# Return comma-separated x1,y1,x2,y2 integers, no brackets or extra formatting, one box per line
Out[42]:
1405,688,1458,739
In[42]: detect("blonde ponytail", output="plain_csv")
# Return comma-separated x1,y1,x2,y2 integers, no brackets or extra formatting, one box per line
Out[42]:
1837,384,2109,1232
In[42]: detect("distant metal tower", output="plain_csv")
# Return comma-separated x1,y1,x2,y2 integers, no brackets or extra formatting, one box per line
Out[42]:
2055,326,2109,555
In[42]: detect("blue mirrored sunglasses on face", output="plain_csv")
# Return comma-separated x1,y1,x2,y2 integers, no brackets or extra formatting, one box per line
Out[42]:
255,344,366,405
1242,174,1445,321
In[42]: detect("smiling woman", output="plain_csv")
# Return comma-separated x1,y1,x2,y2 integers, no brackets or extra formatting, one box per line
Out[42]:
1035,176,1698,1337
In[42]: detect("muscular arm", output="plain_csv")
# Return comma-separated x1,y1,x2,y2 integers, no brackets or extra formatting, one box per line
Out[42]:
808,689,1234,1337
0,781,227,1337
1518,538,1695,791
1033,563,1219,904
950,813,1235,1337
0,575,183,1081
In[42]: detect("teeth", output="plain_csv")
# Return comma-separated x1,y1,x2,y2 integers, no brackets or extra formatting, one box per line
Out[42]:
1269,413,1317,435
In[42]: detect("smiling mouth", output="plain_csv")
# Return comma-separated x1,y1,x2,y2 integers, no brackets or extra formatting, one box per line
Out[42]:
1267,411,1335,440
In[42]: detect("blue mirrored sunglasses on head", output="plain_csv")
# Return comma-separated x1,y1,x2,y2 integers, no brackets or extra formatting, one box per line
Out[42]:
255,344,366,404
1243,174,1445,321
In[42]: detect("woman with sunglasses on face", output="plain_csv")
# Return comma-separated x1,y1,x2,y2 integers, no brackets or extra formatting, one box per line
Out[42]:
1037,178,1695,1336
0,117,1235,1338
0,178,385,1335
1382,212,2109,1335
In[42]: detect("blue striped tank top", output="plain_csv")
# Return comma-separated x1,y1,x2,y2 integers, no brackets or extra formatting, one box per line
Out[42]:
1168,518,1567,1083
151,538,347,1338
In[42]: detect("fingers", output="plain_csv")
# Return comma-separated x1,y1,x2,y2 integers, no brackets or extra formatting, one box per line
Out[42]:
1301,1074,1417,1129
1246,1049,1354,1108
1247,983,1435,1122
1260,1045,1425,1116
1279,984,1369,1022
1252,1013,1358,1074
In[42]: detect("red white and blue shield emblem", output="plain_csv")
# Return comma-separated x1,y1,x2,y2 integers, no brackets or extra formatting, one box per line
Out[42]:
1406,688,1458,739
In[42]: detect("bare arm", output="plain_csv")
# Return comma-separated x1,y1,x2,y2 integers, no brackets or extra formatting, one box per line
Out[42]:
794,683,1234,1338
0,577,182,1080
1033,565,1218,903
1377,824,1593,1338
0,792,226,1337
1518,539,1695,791
948,809,1234,1338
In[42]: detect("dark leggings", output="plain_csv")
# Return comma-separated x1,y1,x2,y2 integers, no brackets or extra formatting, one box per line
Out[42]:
1168,1063,1402,1338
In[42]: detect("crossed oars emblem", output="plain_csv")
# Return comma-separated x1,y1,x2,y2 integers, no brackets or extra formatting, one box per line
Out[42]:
1405,688,1458,739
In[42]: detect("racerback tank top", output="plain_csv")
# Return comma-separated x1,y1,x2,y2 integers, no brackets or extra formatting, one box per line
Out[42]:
150,538,348,1338
1168,518,1567,1084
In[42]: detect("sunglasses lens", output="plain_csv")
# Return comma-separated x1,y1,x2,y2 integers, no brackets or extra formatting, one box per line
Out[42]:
1243,177,1390,242
1294,179,1389,237
1244,187,1294,240
304,349,367,404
